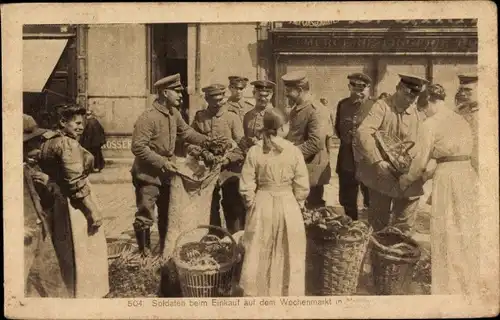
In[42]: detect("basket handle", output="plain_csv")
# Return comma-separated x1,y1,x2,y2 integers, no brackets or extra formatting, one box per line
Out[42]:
173,224,238,261
388,141,415,153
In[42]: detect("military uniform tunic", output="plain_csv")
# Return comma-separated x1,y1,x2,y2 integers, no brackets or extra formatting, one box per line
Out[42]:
456,102,478,173
226,98,254,123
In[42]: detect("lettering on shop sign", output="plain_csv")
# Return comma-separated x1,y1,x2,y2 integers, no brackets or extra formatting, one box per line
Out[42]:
102,138,132,150
278,19,478,29
272,35,478,53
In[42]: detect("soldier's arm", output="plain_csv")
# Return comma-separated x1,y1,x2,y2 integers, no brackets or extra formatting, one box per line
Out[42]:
190,111,202,133
354,101,385,165
334,101,342,139
297,108,323,159
176,109,208,146
131,113,165,171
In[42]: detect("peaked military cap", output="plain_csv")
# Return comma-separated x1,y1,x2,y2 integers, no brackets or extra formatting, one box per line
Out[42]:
228,76,249,87
202,84,226,96
398,74,429,93
458,74,478,85
154,73,183,90
281,70,308,87
348,73,372,86
251,80,276,92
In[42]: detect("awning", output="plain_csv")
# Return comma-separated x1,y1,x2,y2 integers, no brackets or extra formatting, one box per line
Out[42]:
23,39,68,92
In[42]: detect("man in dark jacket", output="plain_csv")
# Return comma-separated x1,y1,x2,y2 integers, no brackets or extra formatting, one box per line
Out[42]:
80,110,106,172
23,114,68,297
334,73,374,220
281,71,331,209
130,73,208,256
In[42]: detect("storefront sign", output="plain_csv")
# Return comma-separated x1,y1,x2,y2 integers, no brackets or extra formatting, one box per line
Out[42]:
277,19,477,29
102,137,132,150
272,34,478,53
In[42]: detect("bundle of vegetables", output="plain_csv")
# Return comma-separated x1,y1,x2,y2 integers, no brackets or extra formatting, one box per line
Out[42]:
176,240,234,271
106,246,163,298
186,136,234,171
412,253,432,294
302,206,370,240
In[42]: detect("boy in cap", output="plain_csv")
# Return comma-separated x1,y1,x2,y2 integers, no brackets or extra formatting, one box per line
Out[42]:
281,71,331,209
131,73,208,256
354,74,428,234
334,73,375,220
191,84,246,234
226,76,254,123
455,74,478,172
23,114,68,297
240,80,276,151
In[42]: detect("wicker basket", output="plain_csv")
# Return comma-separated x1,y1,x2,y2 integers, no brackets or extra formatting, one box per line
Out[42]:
173,225,239,297
370,227,421,295
373,131,415,175
107,239,132,261
306,221,372,296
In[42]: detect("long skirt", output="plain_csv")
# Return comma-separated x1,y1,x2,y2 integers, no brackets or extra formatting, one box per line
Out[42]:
431,161,480,296
50,182,109,298
239,188,306,296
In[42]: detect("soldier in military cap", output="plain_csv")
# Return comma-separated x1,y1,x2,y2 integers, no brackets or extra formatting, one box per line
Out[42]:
334,73,374,220
455,74,478,172
354,74,428,234
131,73,208,256
281,71,331,209
240,80,276,151
192,84,245,235
226,76,254,123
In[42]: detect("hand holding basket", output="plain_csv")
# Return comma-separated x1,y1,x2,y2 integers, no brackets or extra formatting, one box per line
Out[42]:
373,131,415,176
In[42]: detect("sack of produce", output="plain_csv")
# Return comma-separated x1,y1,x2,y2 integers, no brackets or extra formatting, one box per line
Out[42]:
302,206,372,296
373,130,415,175
411,249,431,295
370,226,421,295
172,225,240,297
162,137,234,259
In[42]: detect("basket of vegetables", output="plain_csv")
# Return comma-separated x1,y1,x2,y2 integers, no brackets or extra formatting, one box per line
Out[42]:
373,130,415,176
302,207,373,296
370,226,422,295
172,225,239,297
412,249,431,295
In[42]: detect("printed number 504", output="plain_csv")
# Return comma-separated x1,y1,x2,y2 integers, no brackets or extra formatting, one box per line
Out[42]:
128,300,143,307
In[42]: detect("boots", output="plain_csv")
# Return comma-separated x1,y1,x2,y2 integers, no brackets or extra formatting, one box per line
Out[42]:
133,222,151,257
344,207,359,221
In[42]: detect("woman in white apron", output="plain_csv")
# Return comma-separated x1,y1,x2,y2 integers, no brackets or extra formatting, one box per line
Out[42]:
39,104,109,298
238,108,310,296
399,84,480,296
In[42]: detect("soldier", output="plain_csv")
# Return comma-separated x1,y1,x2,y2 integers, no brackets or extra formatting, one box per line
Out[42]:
334,73,374,220
455,74,478,173
226,76,254,123
240,80,276,151
131,73,208,256
281,71,331,209
191,84,246,235
354,74,428,234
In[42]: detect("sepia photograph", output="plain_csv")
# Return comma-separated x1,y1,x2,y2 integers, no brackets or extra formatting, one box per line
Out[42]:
3,2,499,319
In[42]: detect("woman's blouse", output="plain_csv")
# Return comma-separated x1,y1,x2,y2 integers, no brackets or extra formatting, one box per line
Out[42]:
406,106,473,182
39,131,94,200
239,136,310,208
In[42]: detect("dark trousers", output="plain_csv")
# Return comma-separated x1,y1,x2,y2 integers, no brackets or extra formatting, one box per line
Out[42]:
338,170,370,220
88,147,105,171
132,178,171,251
305,185,326,210
367,188,419,233
210,176,246,236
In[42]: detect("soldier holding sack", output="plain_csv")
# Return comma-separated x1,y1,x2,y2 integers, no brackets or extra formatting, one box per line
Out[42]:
354,74,428,235
130,73,208,256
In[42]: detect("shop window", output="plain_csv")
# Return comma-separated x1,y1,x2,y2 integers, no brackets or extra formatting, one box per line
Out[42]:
149,23,189,123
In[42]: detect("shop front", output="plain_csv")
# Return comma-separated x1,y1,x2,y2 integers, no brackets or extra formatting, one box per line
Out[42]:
268,20,478,120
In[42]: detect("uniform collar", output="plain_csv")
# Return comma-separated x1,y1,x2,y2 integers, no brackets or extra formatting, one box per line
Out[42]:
389,96,413,115
153,99,174,116
208,105,225,117
458,101,479,112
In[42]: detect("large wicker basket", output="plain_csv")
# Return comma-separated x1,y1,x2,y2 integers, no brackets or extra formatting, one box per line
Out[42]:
373,130,415,175
370,227,421,295
172,225,239,297
306,221,372,296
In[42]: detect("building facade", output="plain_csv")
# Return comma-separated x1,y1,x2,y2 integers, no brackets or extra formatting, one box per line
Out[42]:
23,20,478,159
